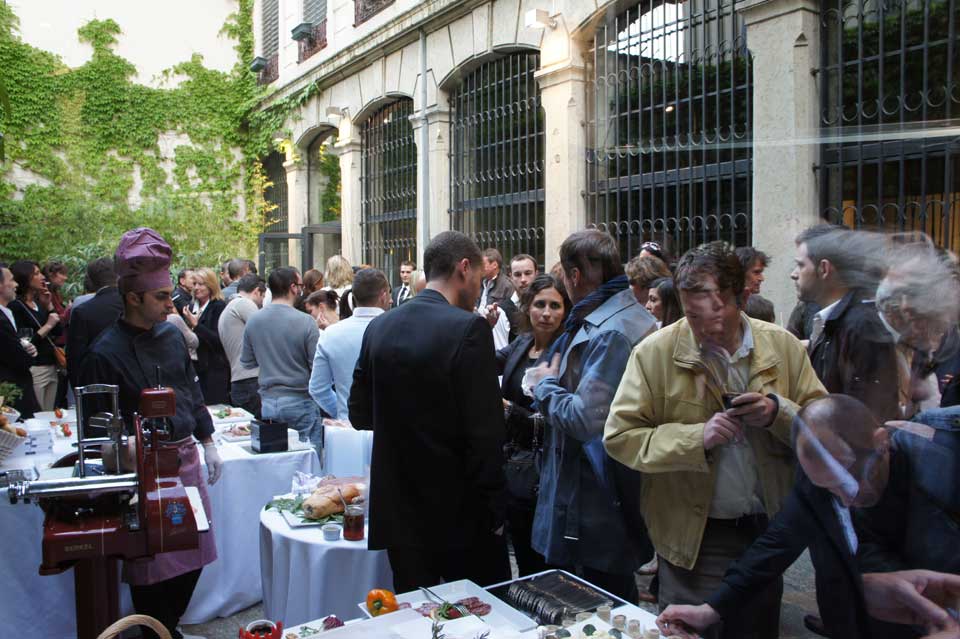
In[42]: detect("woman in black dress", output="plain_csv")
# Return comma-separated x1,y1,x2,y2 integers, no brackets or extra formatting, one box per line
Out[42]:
182,267,230,405
9,260,62,411
495,273,570,576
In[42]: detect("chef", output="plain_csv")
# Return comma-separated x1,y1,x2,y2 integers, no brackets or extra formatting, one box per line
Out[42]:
79,227,222,639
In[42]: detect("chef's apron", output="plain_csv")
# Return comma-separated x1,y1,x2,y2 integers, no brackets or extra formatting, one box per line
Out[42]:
123,437,217,586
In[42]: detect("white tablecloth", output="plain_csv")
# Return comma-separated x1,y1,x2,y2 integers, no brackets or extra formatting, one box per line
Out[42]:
323,427,373,477
0,420,320,638
259,507,393,627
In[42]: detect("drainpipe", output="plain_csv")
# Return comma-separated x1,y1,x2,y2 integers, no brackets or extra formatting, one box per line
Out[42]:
419,28,430,255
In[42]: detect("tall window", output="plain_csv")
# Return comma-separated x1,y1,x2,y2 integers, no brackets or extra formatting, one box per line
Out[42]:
262,151,289,270
361,100,417,284
449,53,545,267
299,0,328,62
303,0,326,22
819,0,959,249
260,0,280,84
586,0,754,259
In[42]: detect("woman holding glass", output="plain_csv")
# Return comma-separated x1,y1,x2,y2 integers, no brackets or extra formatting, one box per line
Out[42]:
182,267,230,405
495,273,570,576
9,260,62,411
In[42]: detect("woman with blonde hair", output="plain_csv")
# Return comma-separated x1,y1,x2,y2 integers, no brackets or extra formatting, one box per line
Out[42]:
182,267,231,404
324,255,356,319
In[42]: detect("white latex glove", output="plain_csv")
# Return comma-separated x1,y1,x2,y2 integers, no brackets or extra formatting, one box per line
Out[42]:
202,442,223,485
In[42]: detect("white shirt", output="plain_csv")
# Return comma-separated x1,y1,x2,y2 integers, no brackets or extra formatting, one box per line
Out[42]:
809,298,842,347
0,304,15,330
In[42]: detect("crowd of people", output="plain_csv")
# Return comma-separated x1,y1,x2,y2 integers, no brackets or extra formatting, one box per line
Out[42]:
2,223,960,639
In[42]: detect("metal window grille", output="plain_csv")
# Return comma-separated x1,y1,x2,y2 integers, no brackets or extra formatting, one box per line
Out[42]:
262,0,280,58
263,152,288,232
818,0,959,250
304,0,326,23
449,53,546,267
355,0,395,26
586,0,754,261
361,99,417,284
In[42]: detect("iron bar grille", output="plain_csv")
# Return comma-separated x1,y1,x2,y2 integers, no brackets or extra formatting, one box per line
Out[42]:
304,0,327,23
361,99,417,284
263,152,289,232
819,0,959,250
449,52,546,268
298,21,327,62
262,0,280,58
355,0,395,26
586,0,754,261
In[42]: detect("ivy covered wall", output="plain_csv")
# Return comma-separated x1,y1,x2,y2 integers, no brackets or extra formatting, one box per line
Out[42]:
0,0,271,275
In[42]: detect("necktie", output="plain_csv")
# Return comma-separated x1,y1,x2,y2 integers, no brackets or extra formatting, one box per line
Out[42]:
399,286,408,303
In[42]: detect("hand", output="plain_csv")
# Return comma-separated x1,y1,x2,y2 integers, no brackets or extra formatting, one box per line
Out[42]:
181,307,198,328
482,303,501,327
523,353,561,391
23,342,37,357
703,411,743,450
202,442,223,485
863,570,960,632
45,311,60,328
657,604,719,637
37,286,52,308
726,392,777,428
316,312,331,330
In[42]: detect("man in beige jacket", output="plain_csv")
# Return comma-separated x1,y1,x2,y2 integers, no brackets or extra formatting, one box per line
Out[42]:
604,242,826,639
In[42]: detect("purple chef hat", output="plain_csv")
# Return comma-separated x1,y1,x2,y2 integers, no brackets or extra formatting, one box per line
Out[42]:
114,227,173,293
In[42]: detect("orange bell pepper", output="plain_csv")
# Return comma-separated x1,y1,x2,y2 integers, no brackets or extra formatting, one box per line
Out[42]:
366,589,398,616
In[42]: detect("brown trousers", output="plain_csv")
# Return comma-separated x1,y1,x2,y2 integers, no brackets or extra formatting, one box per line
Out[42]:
658,516,783,639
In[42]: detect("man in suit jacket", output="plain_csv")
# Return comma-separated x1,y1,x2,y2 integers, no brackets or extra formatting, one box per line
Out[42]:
657,395,960,639
350,231,511,592
391,260,416,307
67,258,123,389
0,263,40,418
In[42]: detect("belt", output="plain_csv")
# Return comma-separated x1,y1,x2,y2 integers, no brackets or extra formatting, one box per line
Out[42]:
708,513,769,529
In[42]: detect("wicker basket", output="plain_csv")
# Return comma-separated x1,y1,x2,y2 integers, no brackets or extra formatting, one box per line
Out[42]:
0,428,25,464
95,614,172,639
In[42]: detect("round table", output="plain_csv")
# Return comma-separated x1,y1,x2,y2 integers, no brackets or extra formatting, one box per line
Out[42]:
259,506,393,627
322,426,373,477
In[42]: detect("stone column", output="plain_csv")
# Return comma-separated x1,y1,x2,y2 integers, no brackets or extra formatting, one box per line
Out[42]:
283,158,308,271
333,119,363,265
410,104,451,268
739,0,821,322
535,55,588,267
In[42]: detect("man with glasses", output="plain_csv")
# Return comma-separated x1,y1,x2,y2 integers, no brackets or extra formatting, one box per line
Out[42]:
241,267,322,450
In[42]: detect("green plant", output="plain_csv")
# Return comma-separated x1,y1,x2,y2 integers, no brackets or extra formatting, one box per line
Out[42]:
0,381,22,406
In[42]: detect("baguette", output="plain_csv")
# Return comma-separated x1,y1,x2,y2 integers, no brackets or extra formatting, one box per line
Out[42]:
301,483,363,519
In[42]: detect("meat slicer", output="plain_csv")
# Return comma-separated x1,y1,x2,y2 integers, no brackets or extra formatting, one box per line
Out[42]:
7,382,202,639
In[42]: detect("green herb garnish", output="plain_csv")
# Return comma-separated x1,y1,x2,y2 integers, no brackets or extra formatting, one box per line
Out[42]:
265,495,345,524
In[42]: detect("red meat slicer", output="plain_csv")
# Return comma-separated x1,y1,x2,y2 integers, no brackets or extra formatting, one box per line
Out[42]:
7,382,202,639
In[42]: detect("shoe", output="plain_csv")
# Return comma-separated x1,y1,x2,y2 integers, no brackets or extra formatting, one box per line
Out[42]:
803,614,828,637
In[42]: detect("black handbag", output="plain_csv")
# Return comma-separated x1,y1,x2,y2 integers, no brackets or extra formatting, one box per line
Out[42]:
504,413,543,502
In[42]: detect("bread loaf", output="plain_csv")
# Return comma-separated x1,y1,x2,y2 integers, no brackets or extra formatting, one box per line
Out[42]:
301,483,363,519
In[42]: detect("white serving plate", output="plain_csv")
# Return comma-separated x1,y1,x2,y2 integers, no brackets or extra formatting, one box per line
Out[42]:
357,579,536,632
219,422,252,442
206,404,254,423
34,409,75,423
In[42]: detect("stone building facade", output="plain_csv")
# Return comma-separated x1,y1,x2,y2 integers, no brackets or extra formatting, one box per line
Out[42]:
254,0,958,318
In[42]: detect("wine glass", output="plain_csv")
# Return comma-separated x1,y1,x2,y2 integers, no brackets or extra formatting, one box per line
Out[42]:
17,328,33,350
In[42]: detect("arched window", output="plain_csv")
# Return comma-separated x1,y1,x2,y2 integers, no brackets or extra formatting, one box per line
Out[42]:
818,0,959,249
360,99,417,283
261,151,289,270
449,52,545,267
586,0,754,259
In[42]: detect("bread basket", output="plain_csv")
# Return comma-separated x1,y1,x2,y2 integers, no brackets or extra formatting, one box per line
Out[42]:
95,614,172,639
0,428,25,464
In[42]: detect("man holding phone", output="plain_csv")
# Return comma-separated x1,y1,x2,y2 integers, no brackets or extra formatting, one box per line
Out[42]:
604,241,827,639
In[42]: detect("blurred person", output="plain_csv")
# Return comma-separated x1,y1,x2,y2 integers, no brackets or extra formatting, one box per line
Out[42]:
495,273,570,576
244,259,257,275
79,228,221,639
478,248,519,336
626,253,672,305
787,299,821,342
166,308,198,362
219,261,231,289
349,231,511,591
172,268,194,314
735,246,770,297
67,257,122,388
220,258,250,303
392,260,416,307
0,262,40,418
10,260,62,410
218,274,265,418
646,276,683,328
43,260,70,408
304,289,339,330
324,255,355,319
522,229,657,599
745,294,776,324
310,268,390,420
302,268,324,296
605,241,827,639
657,396,960,639
508,254,539,305
241,267,321,450
413,270,427,295
792,225,898,424
182,268,230,405
640,239,673,267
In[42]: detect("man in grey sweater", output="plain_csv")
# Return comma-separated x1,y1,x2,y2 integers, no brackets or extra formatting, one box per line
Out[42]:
241,267,321,449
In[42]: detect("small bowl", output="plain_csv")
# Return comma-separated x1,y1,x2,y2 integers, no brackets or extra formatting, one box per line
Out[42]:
322,523,341,541
245,619,276,633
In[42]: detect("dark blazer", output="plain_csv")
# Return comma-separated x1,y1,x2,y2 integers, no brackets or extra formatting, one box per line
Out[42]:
193,299,230,405
706,473,872,639
0,308,40,418
496,333,537,446
349,289,507,550
477,274,515,309
391,285,413,308
66,286,123,388
809,292,900,423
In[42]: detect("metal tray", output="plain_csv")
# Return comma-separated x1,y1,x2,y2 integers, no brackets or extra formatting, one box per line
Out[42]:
484,569,628,626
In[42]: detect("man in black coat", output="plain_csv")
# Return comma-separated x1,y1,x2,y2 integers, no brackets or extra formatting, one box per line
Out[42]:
791,225,900,423
391,260,416,307
349,231,511,592
0,263,40,418
657,395,960,639
67,257,123,389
